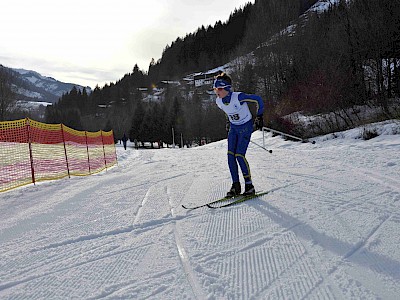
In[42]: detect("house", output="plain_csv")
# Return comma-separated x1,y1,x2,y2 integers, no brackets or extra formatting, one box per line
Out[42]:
193,70,223,87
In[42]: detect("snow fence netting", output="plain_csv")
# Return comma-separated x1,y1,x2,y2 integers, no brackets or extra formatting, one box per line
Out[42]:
0,118,117,192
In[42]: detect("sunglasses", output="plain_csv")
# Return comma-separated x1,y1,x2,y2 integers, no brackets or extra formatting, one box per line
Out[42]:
213,87,226,91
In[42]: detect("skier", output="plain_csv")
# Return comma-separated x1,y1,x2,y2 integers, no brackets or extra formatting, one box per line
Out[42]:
213,73,264,197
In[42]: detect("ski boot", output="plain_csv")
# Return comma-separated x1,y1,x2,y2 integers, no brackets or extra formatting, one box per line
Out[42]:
243,183,255,196
226,182,241,197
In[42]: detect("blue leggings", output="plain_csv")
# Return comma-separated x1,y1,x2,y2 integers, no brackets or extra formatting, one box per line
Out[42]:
227,120,253,184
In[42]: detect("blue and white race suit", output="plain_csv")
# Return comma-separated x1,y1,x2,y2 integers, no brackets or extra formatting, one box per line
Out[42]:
216,91,264,184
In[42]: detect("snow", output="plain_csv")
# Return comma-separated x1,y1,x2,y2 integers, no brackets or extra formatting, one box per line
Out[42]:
1,121,400,299
309,0,342,13
15,100,53,110
13,86,43,99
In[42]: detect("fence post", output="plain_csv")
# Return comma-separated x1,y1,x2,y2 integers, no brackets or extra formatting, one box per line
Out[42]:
85,131,91,174
26,118,36,185
113,131,118,166
100,131,107,171
262,127,265,148
61,124,70,178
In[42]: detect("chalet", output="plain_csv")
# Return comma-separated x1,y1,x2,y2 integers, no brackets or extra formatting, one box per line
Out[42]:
193,70,223,87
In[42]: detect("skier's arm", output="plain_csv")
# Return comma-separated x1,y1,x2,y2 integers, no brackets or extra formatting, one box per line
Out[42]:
238,93,264,116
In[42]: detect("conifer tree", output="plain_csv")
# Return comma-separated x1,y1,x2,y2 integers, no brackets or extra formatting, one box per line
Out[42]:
129,99,145,142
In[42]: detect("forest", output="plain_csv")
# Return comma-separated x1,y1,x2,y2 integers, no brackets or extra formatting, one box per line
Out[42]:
3,0,398,146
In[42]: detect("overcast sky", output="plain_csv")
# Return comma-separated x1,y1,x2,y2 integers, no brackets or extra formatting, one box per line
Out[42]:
1,0,254,88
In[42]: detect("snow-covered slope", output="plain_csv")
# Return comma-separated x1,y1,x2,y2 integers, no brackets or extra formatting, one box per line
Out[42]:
0,121,399,299
12,68,91,104
309,0,342,13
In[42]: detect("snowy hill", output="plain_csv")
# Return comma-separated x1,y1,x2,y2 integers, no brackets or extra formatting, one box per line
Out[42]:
0,121,399,299
0,65,92,104
12,68,92,104
309,0,342,13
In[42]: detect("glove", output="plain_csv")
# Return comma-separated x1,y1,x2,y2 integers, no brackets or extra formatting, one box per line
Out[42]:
226,121,230,132
254,115,264,130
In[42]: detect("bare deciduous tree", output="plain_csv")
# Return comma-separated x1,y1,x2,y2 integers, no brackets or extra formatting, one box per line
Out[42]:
0,66,16,121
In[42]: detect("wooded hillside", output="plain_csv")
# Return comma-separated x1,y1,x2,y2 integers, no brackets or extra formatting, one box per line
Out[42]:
40,0,400,145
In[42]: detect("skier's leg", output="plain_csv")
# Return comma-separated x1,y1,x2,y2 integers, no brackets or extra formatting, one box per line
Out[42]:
235,121,253,184
236,153,251,183
227,128,240,183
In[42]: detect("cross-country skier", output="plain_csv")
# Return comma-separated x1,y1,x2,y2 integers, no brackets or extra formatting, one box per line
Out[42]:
213,73,264,197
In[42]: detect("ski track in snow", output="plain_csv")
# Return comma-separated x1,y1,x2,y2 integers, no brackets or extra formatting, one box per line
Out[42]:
1,128,400,299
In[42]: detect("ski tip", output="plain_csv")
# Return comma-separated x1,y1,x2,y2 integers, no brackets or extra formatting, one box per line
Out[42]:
206,204,216,209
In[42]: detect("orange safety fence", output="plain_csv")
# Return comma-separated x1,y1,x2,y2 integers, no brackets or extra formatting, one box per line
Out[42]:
0,118,117,192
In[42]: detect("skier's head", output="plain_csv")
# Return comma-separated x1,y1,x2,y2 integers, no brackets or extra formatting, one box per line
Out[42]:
213,73,232,90
213,73,232,97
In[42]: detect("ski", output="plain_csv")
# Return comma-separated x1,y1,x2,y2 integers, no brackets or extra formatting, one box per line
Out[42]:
182,195,239,210
207,191,270,209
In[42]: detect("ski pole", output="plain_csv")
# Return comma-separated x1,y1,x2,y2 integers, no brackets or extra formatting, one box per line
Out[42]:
262,127,316,144
250,140,273,153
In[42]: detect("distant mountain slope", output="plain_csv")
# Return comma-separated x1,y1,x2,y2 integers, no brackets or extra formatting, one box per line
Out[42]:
5,66,91,104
